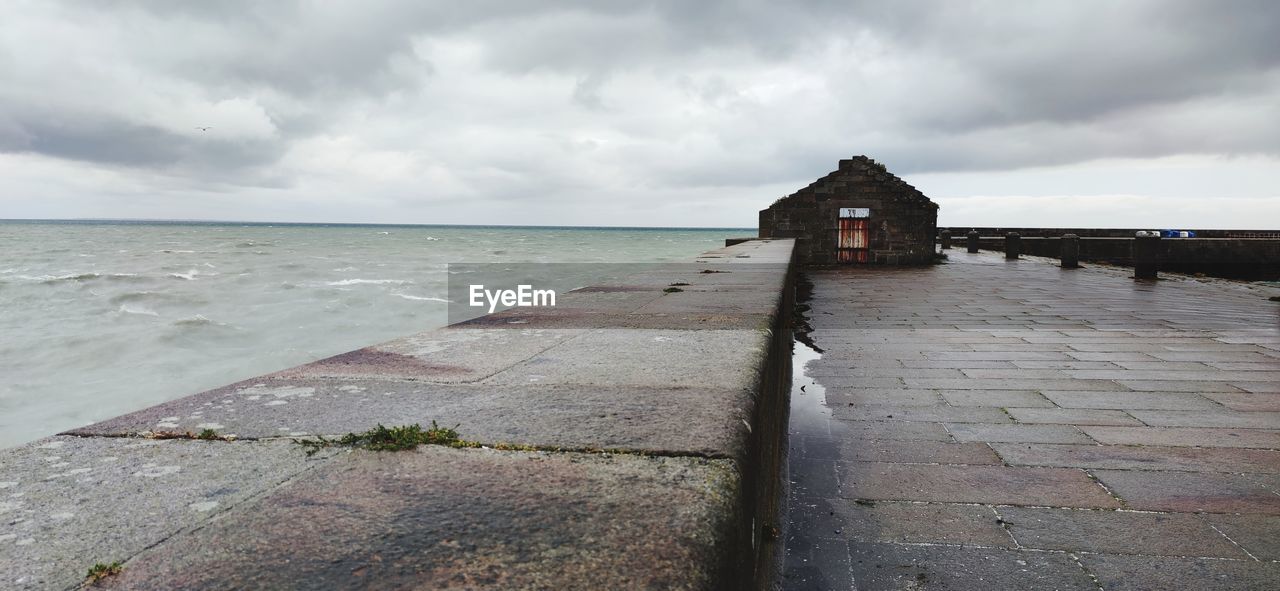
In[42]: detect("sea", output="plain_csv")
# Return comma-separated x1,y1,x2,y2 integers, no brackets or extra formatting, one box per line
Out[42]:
0,220,746,449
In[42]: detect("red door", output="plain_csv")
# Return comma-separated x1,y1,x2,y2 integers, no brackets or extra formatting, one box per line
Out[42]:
837,214,869,263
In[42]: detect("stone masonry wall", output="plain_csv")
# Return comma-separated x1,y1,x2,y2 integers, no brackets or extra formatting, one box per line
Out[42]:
760,156,938,265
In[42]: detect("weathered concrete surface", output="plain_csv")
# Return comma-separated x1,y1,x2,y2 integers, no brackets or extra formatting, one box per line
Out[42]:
95,447,738,591
68,378,757,458
0,238,797,590
0,437,333,591
782,250,1280,590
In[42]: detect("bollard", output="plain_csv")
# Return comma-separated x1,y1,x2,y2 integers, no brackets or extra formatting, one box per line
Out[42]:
967,230,979,253
940,229,952,250
1133,232,1159,279
1005,232,1021,260
1060,233,1079,268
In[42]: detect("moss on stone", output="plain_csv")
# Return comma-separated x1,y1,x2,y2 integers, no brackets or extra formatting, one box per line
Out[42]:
86,561,122,583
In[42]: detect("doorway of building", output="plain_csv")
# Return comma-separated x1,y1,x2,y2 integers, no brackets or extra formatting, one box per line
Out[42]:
837,207,870,263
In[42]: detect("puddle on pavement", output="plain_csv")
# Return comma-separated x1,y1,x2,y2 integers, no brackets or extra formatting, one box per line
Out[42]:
779,292,851,590
788,337,832,438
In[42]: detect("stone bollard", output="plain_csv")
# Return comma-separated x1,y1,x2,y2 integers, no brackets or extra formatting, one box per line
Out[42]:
1133,232,1160,279
1060,234,1080,268
967,230,980,253
1005,232,1021,260
940,229,952,250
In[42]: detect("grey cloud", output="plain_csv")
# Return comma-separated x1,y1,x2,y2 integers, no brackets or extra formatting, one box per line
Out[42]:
0,0,1277,222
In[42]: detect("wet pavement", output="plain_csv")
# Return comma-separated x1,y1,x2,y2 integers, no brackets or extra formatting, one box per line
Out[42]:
781,251,1280,590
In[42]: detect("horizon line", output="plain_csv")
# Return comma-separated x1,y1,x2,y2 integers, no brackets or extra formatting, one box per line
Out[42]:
0,217,757,232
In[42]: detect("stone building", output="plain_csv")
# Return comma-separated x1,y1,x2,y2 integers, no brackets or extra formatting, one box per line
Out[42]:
759,156,938,265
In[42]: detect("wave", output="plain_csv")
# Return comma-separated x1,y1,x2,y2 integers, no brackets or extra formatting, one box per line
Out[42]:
169,270,200,280
19,273,141,284
326,278,414,286
392,294,450,302
157,250,196,254
111,291,165,304
117,303,159,316
109,290,203,305
172,315,230,328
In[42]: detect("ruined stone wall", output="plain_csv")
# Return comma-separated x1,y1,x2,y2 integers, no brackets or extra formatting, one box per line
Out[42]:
760,156,938,265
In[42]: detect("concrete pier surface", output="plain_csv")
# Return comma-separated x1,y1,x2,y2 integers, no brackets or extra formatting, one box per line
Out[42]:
0,239,796,591
783,250,1280,590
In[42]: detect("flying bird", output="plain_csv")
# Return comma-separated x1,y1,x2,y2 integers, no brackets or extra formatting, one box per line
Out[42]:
195,126,212,132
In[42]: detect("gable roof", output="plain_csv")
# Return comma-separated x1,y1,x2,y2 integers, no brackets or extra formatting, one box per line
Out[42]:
768,155,937,209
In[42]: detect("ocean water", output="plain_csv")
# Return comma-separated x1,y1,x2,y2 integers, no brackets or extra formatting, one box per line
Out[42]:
0,220,744,449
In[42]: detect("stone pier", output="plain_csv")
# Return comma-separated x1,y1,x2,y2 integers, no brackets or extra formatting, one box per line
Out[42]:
782,250,1280,590
0,240,797,591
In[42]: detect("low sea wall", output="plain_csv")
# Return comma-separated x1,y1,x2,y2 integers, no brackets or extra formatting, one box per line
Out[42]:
941,230,1280,280
0,239,797,590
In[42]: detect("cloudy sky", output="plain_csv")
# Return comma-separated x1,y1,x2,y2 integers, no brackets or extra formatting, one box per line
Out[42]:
2,0,1277,228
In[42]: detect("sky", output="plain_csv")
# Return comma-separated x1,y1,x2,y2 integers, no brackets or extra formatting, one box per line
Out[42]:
1,0,1278,229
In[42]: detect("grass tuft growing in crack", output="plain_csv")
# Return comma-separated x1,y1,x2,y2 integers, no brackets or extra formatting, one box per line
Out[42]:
292,423,659,457
86,561,122,583
146,429,235,442
296,422,461,456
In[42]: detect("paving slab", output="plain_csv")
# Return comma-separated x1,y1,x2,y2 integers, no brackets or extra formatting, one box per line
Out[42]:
1039,390,1221,411
779,537,852,591
837,462,1120,508
817,502,1014,548
847,542,1097,591
1235,381,1280,393
1202,514,1280,560
1128,410,1280,429
0,436,331,591
992,442,1280,474
271,327,579,382
1080,554,1280,591
1006,407,1144,426
1119,380,1247,392
1202,391,1280,412
799,438,1000,465
998,507,1247,558
832,405,1011,423
65,377,755,458
825,389,945,406
903,377,1128,391
939,389,1055,407
1077,426,1280,449
945,423,1095,444
98,447,739,591
827,420,954,442
1092,469,1280,514
483,328,768,390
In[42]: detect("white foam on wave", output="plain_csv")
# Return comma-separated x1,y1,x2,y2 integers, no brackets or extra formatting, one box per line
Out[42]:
327,278,414,286
173,314,228,327
118,303,159,317
20,272,139,283
392,294,450,303
169,269,199,280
